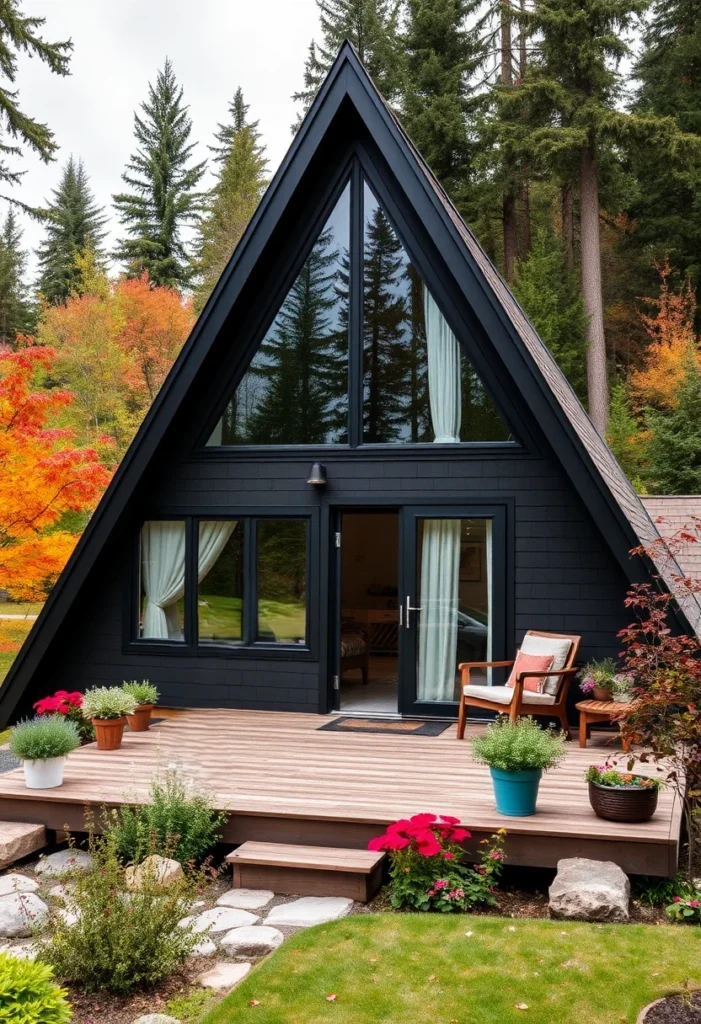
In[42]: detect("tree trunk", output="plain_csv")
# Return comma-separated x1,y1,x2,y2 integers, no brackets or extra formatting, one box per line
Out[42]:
503,192,518,283
561,183,574,271
580,146,609,433
500,1,512,87
518,0,530,259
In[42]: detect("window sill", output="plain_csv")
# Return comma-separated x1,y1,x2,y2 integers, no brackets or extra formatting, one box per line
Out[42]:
126,640,315,661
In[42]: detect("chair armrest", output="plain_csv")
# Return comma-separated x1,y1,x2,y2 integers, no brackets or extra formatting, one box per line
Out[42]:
514,666,578,701
458,660,514,671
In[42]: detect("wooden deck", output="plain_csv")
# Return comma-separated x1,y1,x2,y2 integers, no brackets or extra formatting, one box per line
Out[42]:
0,709,682,876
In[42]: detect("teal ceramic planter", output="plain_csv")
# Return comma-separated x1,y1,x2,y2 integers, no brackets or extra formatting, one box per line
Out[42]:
490,767,543,816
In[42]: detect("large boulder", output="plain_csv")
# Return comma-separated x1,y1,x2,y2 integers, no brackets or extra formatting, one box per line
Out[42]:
549,858,630,922
0,874,39,898
0,823,46,871
125,855,183,891
34,849,92,878
0,892,48,937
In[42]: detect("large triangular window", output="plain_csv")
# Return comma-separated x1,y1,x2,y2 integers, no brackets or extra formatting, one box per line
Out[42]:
207,175,511,447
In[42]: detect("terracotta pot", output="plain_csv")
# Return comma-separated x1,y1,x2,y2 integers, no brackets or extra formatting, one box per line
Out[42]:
592,686,613,702
126,704,154,732
588,780,659,823
92,716,126,750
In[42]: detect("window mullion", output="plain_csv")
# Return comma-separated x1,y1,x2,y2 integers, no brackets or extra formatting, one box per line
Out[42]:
243,518,256,646
348,161,364,448
185,518,198,651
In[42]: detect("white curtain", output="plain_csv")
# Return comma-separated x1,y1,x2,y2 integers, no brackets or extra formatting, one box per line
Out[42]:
141,520,236,640
417,287,463,701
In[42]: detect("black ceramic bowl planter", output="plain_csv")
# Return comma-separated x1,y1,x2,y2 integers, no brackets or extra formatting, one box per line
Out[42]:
588,778,659,823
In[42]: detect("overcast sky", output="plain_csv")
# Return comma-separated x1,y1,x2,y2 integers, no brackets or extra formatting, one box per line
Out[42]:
14,0,321,281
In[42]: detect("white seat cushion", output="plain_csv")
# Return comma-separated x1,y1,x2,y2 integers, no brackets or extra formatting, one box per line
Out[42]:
520,634,573,695
463,684,557,706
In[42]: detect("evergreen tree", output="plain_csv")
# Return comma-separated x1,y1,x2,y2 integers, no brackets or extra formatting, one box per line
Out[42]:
606,380,649,489
194,90,268,313
113,59,206,289
512,228,588,401
511,0,699,433
0,3,71,203
293,0,405,121
646,357,701,493
0,209,35,343
402,0,483,205
36,157,107,304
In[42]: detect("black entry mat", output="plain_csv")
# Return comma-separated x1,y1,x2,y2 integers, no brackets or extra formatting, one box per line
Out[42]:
318,716,452,736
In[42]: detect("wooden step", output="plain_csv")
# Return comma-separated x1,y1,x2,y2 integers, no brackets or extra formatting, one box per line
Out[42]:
226,841,385,902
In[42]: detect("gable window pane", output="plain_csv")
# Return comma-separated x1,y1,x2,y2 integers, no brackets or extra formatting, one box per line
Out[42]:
362,183,510,444
209,182,350,446
257,520,307,644
197,521,243,643
140,521,186,640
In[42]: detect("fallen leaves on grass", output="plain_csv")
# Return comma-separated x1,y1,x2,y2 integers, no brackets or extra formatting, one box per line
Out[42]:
515,1003,529,1011
326,993,337,1002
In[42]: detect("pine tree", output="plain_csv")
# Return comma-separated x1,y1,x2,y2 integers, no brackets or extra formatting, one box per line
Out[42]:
113,59,206,290
402,0,483,204
606,380,649,489
293,0,405,121
0,3,71,203
194,90,268,313
512,228,588,401
646,357,701,494
36,157,107,305
512,0,700,433
0,209,35,343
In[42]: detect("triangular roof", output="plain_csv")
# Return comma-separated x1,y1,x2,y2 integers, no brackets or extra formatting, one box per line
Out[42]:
1,42,696,727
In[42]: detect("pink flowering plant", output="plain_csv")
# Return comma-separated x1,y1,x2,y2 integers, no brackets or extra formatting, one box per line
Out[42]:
368,814,506,912
34,689,94,743
666,893,701,923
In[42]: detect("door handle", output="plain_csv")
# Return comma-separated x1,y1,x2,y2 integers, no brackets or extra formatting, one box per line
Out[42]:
405,595,422,629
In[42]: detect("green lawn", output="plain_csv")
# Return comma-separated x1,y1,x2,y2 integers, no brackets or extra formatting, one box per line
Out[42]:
204,914,701,1024
198,594,306,644
0,600,43,616
0,617,35,687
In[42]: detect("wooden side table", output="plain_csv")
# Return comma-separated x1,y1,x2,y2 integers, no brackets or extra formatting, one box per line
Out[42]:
575,700,632,751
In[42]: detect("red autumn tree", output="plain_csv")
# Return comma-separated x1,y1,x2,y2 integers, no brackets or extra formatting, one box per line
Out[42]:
0,345,112,601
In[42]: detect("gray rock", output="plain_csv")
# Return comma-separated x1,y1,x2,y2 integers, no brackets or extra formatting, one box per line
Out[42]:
220,924,284,957
216,889,274,911
125,855,183,891
0,941,37,960
191,937,217,957
0,892,48,937
187,906,259,934
34,849,92,878
549,858,630,922
0,874,39,897
132,1016,182,1024
265,896,353,929
197,961,251,990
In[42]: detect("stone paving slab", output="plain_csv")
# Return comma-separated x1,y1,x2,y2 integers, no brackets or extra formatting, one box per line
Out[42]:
0,823,45,869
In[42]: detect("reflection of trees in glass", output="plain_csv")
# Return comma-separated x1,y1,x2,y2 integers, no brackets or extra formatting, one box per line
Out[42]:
198,525,243,641
257,520,307,643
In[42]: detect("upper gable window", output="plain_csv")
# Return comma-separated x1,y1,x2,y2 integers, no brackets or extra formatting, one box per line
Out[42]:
207,174,512,448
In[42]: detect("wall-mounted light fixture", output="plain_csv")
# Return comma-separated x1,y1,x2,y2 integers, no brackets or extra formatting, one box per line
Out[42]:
306,462,327,487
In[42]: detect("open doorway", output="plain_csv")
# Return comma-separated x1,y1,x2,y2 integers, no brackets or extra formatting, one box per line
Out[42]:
339,511,399,714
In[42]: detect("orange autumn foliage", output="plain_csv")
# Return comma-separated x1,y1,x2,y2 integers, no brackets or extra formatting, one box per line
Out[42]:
0,345,113,601
631,259,701,411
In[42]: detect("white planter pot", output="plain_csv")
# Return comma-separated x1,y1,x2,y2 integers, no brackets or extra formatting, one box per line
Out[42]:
23,756,66,789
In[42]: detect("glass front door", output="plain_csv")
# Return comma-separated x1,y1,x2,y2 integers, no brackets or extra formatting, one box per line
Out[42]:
398,506,505,717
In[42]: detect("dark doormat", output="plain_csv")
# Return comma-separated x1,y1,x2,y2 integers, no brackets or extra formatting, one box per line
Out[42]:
318,716,452,736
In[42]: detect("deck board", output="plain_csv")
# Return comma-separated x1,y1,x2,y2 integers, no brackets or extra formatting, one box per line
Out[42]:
0,709,681,875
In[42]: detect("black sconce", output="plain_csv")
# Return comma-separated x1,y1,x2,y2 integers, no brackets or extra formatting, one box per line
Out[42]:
306,462,327,487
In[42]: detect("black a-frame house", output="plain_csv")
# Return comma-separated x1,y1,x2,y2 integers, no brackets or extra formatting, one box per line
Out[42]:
0,45,693,728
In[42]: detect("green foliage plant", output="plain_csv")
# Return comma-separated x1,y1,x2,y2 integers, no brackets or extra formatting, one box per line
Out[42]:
632,873,692,908
108,768,226,865
0,951,72,1024
666,893,701,923
121,680,159,706
37,827,200,995
9,716,79,761
81,686,136,720
585,764,663,791
472,717,566,773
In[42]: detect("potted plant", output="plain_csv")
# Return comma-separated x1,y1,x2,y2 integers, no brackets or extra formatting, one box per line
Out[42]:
9,716,80,789
81,687,137,750
122,680,160,732
579,658,617,702
611,673,635,704
33,689,94,744
585,764,662,823
472,716,566,817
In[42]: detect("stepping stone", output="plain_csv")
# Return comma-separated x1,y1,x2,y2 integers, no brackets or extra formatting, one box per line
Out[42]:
132,1016,182,1024
549,857,630,922
35,849,92,877
265,896,353,929
220,924,284,957
0,823,46,870
186,906,259,935
0,874,39,897
0,892,48,937
216,889,274,911
197,961,251,990
191,937,217,958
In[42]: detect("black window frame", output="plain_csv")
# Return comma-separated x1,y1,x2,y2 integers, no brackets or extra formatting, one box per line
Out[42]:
126,509,317,661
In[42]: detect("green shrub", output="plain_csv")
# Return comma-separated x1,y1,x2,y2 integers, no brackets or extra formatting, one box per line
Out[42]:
37,828,200,995
9,716,80,760
632,873,692,907
0,951,72,1023
472,716,566,772
108,769,227,865
81,687,136,720
666,893,701,923
122,680,159,706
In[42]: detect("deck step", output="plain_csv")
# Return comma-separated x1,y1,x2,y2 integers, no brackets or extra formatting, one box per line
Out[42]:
225,841,385,903
0,822,46,870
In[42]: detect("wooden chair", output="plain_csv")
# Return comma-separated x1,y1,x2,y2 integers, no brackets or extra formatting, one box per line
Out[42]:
457,630,581,740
